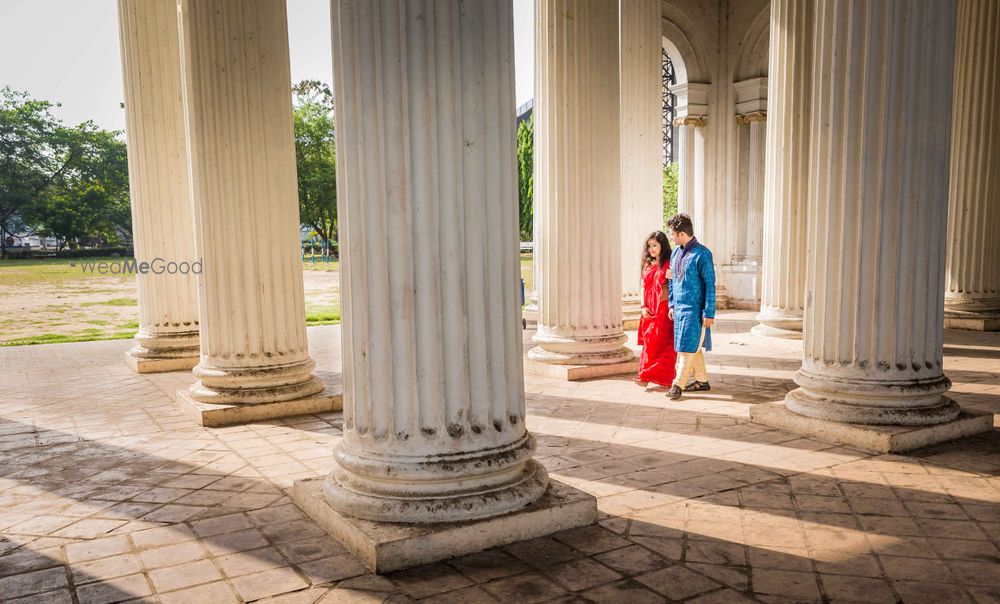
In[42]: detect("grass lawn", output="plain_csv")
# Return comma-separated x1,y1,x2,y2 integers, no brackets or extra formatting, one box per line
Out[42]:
1,254,534,346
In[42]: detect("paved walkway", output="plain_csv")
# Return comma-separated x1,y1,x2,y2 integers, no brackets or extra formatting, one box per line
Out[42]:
1,312,998,603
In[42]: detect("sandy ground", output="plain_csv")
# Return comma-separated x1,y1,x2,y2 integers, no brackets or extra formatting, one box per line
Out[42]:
0,264,342,345
0,257,532,345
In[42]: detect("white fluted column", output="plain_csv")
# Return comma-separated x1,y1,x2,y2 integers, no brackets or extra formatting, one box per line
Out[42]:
176,0,326,412
322,0,547,523
118,0,199,373
944,0,1000,331
753,0,812,339
787,0,960,425
620,0,664,324
740,112,766,260
529,0,632,366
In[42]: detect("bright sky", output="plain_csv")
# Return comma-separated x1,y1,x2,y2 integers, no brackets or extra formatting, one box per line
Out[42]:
0,0,535,132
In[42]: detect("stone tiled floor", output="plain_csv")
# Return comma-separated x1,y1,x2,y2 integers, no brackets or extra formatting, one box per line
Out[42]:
1,311,998,603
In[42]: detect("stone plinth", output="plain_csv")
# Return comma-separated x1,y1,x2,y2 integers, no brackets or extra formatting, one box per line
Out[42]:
524,358,640,382
175,388,341,428
751,402,994,453
292,477,596,574
125,352,198,374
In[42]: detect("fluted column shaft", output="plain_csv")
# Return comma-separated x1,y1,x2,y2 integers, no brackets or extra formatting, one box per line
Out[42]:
529,0,632,365
788,0,959,425
325,0,547,524
743,113,766,260
177,0,323,404
944,0,1000,329
674,117,707,225
754,0,812,339
118,0,199,371
620,0,664,309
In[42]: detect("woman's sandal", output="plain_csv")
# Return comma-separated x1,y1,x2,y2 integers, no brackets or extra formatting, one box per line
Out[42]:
684,381,711,392
633,377,649,387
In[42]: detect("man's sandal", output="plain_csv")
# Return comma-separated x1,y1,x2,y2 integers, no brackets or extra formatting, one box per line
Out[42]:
684,381,711,392
667,386,683,400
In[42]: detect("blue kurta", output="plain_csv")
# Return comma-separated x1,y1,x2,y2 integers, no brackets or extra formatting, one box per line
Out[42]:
668,238,716,353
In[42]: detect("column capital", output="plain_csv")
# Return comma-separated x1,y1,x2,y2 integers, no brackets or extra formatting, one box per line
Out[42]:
735,111,767,125
734,76,768,115
673,115,707,127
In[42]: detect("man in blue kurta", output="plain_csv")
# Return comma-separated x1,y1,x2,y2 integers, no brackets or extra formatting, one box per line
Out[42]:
665,213,716,400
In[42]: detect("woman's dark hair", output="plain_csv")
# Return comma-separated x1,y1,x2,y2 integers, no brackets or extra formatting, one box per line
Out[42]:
641,231,671,277
666,213,695,236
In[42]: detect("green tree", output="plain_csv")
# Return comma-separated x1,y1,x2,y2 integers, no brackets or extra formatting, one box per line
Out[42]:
293,80,337,255
516,115,533,241
662,162,679,227
30,124,131,249
0,88,131,255
0,87,74,257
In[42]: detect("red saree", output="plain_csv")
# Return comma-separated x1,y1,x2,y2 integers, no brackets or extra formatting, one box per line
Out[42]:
637,262,677,387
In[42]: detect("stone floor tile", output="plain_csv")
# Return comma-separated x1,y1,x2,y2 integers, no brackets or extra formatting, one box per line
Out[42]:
446,550,529,583
0,567,68,599
928,537,1000,561
8,587,74,604
505,537,582,568
0,547,64,576
416,585,498,604
137,540,206,570
275,536,349,564
593,545,668,576
542,558,622,592
231,566,311,601
148,559,222,592
388,564,473,599
74,573,152,604
967,585,1000,604
751,568,822,600
216,547,294,578
480,572,568,604
635,564,722,600
71,553,143,584
130,524,197,550
203,527,271,556
946,560,1000,586
297,553,368,584
577,579,667,604
550,524,632,554
819,574,896,603
158,581,241,604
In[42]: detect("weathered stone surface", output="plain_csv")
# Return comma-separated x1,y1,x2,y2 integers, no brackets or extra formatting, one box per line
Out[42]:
175,388,341,428
292,478,597,574
751,402,994,453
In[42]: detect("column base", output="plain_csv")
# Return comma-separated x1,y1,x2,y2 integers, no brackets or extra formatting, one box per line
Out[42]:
750,401,994,453
750,324,803,340
291,476,597,574
523,357,639,381
174,387,342,427
124,351,199,374
944,314,1000,332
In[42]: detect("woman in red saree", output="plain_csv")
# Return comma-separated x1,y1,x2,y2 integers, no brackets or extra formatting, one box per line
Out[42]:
635,231,677,387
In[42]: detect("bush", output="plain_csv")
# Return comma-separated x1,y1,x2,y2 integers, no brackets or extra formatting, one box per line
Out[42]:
55,247,133,259
662,163,679,227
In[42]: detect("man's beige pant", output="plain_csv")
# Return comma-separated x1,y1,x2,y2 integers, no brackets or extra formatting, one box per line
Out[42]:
673,328,708,388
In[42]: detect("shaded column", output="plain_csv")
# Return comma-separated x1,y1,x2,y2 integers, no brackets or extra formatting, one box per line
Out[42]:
175,0,332,424
788,0,960,425
753,0,812,339
321,0,547,523
619,0,664,326
944,0,1000,331
529,0,632,366
118,0,199,373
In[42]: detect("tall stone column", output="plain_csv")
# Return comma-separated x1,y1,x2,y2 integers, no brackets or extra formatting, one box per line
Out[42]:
619,0,664,328
118,0,199,373
944,0,1000,331
528,0,633,372
753,0,812,339
174,0,334,426
739,113,766,261
752,0,993,452
292,0,595,573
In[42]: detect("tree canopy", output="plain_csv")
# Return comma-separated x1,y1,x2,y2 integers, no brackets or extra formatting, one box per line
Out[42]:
0,87,130,256
293,80,337,254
